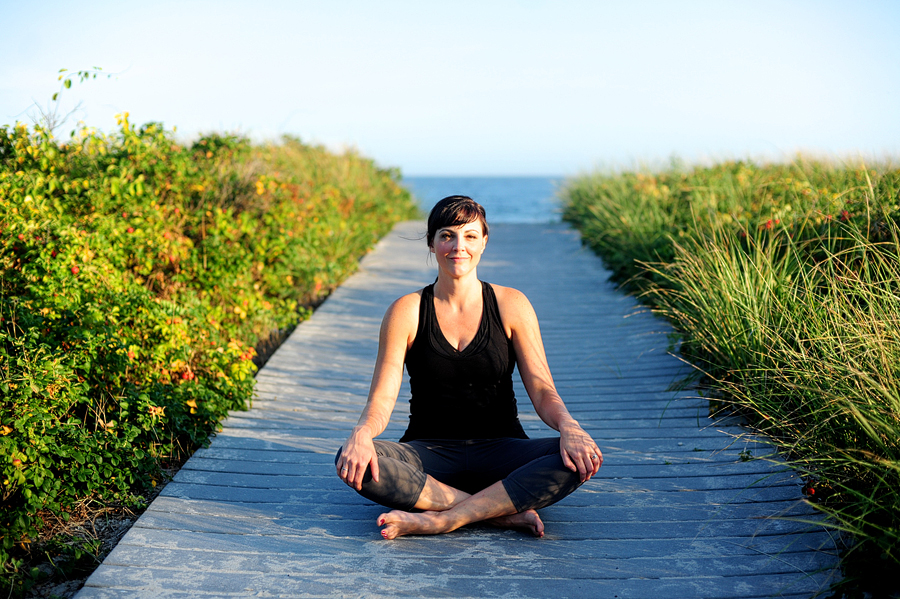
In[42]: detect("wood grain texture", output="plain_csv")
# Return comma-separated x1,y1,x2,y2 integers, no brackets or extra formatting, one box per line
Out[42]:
77,221,841,598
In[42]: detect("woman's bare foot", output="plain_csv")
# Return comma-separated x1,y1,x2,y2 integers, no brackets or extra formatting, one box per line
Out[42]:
377,510,449,540
488,509,545,537
378,481,528,539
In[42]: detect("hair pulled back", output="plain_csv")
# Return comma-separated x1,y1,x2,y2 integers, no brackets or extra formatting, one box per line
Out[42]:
426,196,489,248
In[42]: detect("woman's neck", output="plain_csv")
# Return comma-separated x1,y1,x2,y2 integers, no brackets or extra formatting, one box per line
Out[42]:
433,270,481,306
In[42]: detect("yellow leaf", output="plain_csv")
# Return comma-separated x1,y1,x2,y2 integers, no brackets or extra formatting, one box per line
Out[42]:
0,426,12,436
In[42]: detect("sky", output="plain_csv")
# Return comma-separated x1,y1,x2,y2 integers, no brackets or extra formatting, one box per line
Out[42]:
2,0,899,176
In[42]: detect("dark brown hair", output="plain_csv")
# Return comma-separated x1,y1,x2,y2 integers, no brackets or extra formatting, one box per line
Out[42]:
426,195,489,248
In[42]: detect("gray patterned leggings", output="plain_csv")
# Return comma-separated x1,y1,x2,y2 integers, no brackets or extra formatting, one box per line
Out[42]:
335,437,583,512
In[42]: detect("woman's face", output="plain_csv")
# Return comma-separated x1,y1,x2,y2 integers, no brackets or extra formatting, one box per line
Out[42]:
431,219,487,278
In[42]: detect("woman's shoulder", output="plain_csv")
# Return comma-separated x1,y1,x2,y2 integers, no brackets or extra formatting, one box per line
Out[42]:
379,289,425,348
382,288,425,327
391,289,424,311
488,283,530,305
487,283,537,325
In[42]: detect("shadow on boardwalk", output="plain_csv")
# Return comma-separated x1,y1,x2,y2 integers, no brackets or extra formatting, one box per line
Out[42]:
77,221,841,598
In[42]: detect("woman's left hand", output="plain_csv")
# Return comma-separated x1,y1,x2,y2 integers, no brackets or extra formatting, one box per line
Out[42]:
560,423,603,482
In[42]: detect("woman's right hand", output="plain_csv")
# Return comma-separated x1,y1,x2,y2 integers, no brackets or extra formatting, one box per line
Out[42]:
337,425,379,491
337,292,417,491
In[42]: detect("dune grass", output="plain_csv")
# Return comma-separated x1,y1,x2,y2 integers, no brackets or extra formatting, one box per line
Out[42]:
562,158,900,586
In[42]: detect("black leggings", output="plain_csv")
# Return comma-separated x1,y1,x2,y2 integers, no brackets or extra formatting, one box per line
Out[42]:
335,437,583,513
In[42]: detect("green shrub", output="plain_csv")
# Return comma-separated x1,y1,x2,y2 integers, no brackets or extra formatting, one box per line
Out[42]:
0,115,417,592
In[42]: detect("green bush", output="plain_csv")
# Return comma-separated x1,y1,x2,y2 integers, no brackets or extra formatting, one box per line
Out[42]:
0,115,418,591
562,158,900,580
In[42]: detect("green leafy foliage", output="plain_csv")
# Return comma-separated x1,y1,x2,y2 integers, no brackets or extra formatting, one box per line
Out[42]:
0,115,418,592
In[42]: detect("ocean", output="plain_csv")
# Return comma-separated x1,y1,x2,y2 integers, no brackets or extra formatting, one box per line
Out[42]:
402,176,566,224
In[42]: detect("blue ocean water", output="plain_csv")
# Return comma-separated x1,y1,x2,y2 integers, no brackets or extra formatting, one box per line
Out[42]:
402,176,565,224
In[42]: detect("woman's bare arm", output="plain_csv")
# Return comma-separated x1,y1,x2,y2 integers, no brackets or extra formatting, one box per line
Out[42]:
495,285,603,482
338,291,419,490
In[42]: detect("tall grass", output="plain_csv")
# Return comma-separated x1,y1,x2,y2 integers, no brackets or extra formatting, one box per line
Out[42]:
562,159,900,574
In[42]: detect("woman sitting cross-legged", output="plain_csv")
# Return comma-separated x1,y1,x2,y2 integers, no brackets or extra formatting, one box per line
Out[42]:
335,195,602,539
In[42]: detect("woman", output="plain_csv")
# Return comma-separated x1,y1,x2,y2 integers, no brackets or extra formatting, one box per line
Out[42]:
336,195,602,540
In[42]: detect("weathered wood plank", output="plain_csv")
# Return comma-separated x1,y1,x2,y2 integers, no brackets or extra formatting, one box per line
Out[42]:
144,495,816,522
80,563,832,599
77,221,840,598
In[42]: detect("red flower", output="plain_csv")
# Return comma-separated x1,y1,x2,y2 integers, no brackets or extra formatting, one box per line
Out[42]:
17,234,25,241
181,370,195,381
840,210,850,222
765,220,774,230
71,266,80,274
127,227,135,234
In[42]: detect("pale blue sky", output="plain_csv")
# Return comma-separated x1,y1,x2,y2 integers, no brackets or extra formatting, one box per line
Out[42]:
2,1,898,175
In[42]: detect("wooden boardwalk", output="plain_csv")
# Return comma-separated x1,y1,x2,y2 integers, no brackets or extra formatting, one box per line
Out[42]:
77,221,841,598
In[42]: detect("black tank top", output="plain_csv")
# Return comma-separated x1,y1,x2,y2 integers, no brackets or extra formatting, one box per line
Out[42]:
399,281,528,441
